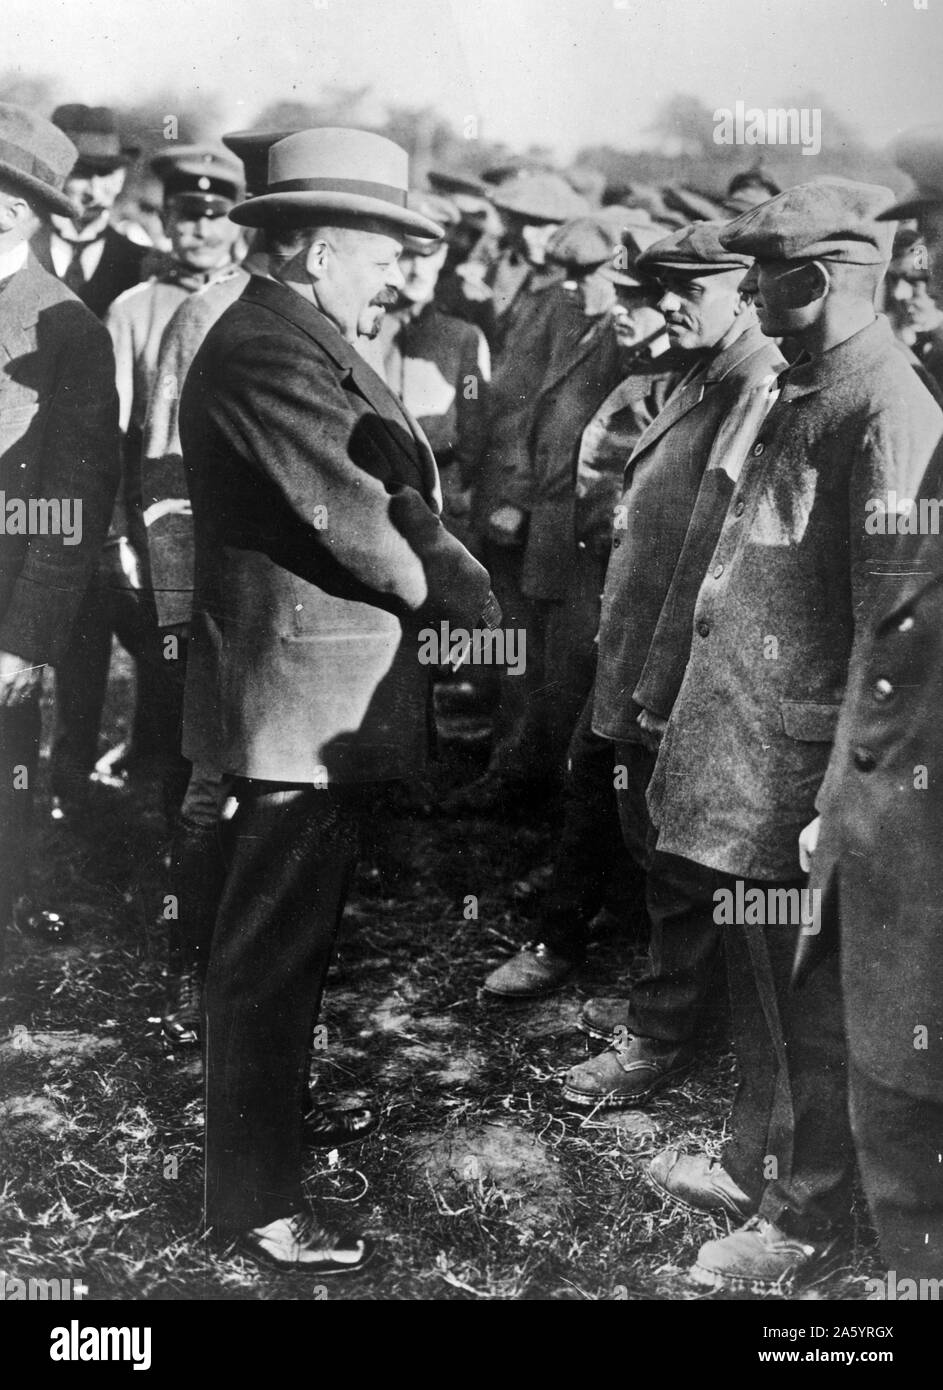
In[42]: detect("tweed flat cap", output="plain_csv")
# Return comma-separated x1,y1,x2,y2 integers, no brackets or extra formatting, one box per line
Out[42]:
719,178,896,264
637,220,753,276
877,125,943,219
491,172,589,224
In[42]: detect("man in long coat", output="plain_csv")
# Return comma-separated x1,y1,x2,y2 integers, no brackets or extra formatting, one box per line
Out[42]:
180,128,495,1272
802,126,943,1284
0,104,120,954
642,181,943,1294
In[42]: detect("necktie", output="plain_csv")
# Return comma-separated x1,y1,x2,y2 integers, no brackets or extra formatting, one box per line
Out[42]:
63,241,88,294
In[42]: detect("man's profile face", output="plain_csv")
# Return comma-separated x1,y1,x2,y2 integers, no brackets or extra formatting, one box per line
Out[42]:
563,265,616,318
63,166,126,228
656,267,746,350
309,225,405,341
612,284,666,348
747,258,825,338
166,199,241,271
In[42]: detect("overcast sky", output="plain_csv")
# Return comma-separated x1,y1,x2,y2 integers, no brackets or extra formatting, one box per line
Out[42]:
6,0,941,160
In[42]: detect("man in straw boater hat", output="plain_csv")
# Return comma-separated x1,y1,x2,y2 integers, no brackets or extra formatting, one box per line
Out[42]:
0,104,121,959
179,127,498,1272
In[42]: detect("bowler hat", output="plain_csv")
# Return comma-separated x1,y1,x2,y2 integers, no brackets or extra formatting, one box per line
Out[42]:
0,102,78,215
52,104,138,174
223,129,299,198
720,178,896,263
638,221,754,276
230,128,443,238
877,125,943,220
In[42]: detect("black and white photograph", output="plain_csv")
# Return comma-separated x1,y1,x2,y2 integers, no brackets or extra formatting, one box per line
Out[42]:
1,0,942,1337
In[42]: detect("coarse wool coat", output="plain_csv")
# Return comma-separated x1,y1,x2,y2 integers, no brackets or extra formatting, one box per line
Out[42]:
810,447,943,1097
518,310,627,602
179,275,492,785
0,255,120,665
648,315,943,880
592,320,784,744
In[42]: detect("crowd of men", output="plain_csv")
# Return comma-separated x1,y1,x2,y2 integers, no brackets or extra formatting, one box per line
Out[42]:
2,94,943,1293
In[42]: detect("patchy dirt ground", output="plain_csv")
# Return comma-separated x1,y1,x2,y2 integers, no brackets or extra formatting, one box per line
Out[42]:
0,668,883,1301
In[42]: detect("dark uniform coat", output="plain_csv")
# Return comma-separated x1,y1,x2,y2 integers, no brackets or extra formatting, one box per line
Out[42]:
0,255,120,664
648,316,943,880
180,276,492,785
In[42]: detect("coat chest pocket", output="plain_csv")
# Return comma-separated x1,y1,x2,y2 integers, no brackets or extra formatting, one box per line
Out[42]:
780,699,841,742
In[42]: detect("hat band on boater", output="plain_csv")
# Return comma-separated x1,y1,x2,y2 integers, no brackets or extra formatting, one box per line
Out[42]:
269,176,408,204
0,138,60,187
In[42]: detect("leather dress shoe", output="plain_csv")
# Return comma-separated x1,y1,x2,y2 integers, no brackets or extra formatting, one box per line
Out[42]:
305,1101,379,1148
240,1209,371,1275
577,996,632,1042
647,1148,756,1219
482,942,578,998
562,1034,693,1108
689,1216,840,1295
161,968,202,1044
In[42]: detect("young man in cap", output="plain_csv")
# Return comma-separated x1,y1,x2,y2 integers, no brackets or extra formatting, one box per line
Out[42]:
524,226,783,1049
799,127,943,1284
641,179,943,1293
0,104,120,958
179,127,497,1271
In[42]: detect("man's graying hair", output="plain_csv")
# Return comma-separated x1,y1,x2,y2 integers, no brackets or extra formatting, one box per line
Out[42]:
264,213,402,265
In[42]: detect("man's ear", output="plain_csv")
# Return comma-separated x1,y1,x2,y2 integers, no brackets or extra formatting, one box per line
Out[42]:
805,259,831,303
303,237,330,280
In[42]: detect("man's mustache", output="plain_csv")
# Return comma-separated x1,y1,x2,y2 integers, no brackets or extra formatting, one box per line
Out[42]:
371,288,399,308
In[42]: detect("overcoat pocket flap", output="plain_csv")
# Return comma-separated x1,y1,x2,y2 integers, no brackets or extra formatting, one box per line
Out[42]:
780,699,841,742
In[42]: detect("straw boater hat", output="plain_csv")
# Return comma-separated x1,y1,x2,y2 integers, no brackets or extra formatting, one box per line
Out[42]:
229,127,443,238
0,102,78,215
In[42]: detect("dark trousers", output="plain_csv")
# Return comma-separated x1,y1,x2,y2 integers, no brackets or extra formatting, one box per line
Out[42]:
849,1062,943,1279
540,694,644,959
0,698,41,941
169,762,228,973
52,566,179,793
203,781,364,1237
627,846,724,1043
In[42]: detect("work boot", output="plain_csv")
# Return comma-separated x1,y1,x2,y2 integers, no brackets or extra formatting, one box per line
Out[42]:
577,996,632,1042
562,1033,693,1107
648,1148,756,1219
482,942,579,998
689,1216,841,1295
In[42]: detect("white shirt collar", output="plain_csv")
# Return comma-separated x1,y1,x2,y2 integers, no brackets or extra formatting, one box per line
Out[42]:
0,240,30,281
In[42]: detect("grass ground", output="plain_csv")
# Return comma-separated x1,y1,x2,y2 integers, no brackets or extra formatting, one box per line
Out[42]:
0,667,883,1302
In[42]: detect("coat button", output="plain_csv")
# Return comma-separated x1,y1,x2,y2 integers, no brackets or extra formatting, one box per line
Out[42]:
612,537,621,548
713,563,724,579
752,442,765,456
852,746,877,772
897,614,915,632
733,500,745,516
697,619,710,637
872,677,894,702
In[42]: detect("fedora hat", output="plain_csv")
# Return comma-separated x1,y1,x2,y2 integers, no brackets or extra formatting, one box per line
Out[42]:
230,127,443,238
52,104,139,174
0,102,78,215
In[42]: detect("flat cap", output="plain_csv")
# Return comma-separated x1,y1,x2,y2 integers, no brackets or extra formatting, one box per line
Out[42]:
491,171,589,225
402,191,460,253
719,178,896,264
877,125,943,219
637,220,754,276
427,169,486,199
661,184,727,224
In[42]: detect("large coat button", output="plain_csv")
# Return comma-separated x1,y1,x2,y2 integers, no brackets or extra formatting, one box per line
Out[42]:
852,746,877,772
872,677,894,702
